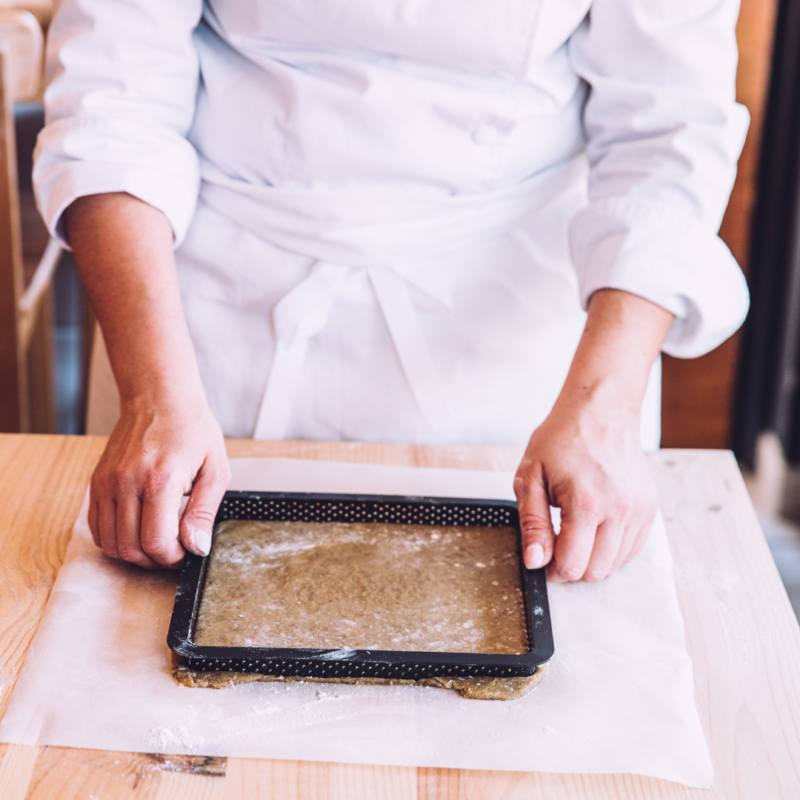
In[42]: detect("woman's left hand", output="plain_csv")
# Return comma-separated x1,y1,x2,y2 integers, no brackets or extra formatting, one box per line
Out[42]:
514,387,658,582
514,289,674,582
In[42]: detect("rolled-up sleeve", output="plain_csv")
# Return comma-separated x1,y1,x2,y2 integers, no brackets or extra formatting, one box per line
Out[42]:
568,0,750,357
33,0,204,248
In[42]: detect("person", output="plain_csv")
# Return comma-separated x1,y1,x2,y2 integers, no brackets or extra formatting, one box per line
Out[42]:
34,0,749,581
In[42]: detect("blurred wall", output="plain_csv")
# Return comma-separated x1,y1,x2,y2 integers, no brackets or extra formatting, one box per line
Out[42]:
660,0,778,448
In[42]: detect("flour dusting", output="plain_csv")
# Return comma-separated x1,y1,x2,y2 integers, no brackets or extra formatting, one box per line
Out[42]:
148,725,204,751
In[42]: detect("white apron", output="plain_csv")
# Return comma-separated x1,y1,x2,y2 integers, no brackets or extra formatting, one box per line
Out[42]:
86,153,662,449
186,153,663,447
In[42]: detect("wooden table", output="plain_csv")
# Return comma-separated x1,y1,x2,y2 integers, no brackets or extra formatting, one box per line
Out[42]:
1,435,799,799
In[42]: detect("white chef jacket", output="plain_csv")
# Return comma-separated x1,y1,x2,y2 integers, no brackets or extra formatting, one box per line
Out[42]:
34,0,750,448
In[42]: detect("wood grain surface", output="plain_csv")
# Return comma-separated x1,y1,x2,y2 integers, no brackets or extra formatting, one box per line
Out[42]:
1,435,799,799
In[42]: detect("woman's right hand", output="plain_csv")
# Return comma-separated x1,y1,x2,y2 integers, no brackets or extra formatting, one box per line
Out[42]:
65,192,228,568
89,395,230,568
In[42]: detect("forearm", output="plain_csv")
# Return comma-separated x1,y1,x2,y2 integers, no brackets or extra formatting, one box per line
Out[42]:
555,289,674,419
64,192,204,407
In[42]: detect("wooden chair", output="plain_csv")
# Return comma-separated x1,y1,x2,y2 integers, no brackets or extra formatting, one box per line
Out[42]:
0,1,52,31
0,9,61,432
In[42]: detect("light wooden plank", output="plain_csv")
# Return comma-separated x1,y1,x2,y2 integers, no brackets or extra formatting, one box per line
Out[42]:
19,239,62,353
0,9,42,101
0,743,39,800
224,759,418,800
26,282,58,433
224,439,523,473
0,49,27,431
416,769,698,800
650,450,800,799
0,435,103,719
23,748,227,800
0,2,52,32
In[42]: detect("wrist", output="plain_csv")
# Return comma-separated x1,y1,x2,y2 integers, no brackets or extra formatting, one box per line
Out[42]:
555,372,643,419
549,380,643,450
555,289,672,417
112,340,207,413
118,371,208,414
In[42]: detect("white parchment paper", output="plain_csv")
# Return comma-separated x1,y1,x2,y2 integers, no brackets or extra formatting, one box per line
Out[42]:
0,457,712,786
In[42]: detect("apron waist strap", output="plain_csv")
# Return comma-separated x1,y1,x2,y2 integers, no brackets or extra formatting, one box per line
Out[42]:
252,263,449,439
200,156,584,266
201,157,586,439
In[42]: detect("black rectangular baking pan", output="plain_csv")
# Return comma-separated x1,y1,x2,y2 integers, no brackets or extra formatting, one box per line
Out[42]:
168,490,554,681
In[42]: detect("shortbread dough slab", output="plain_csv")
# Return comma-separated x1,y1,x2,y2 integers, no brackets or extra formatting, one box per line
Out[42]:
173,664,547,701
179,519,546,700
194,519,529,654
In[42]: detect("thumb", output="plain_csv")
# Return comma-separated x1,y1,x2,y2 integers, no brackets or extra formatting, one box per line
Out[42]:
179,457,230,556
513,461,556,570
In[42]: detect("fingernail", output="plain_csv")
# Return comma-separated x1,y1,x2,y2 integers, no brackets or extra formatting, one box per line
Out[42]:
525,543,545,570
190,528,212,556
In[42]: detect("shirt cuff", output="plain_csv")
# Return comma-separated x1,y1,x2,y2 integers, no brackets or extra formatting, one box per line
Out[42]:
33,116,200,249
569,196,750,358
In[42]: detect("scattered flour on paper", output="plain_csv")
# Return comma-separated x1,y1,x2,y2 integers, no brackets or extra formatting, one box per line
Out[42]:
148,725,204,752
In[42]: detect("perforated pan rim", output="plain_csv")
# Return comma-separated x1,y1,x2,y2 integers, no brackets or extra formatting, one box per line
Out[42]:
168,491,554,680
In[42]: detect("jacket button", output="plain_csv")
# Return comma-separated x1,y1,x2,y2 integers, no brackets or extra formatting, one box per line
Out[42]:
472,124,502,146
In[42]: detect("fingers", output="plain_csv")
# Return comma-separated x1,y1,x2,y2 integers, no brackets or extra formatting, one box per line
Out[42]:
97,495,120,561
88,493,101,547
622,514,655,566
549,500,657,582
625,526,650,563
92,460,222,570
514,460,556,570
91,461,183,569
179,456,231,557
116,494,160,569
140,476,187,569
546,500,599,583
582,519,626,583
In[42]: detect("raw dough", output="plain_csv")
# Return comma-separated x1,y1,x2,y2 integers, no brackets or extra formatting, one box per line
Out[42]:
195,519,529,653
177,519,546,700
173,664,547,700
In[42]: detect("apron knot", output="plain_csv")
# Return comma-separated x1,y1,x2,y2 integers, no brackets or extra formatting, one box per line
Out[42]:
253,262,451,439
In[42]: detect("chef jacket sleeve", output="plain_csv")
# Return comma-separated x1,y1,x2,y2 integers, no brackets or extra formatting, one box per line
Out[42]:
568,0,750,358
33,0,203,249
